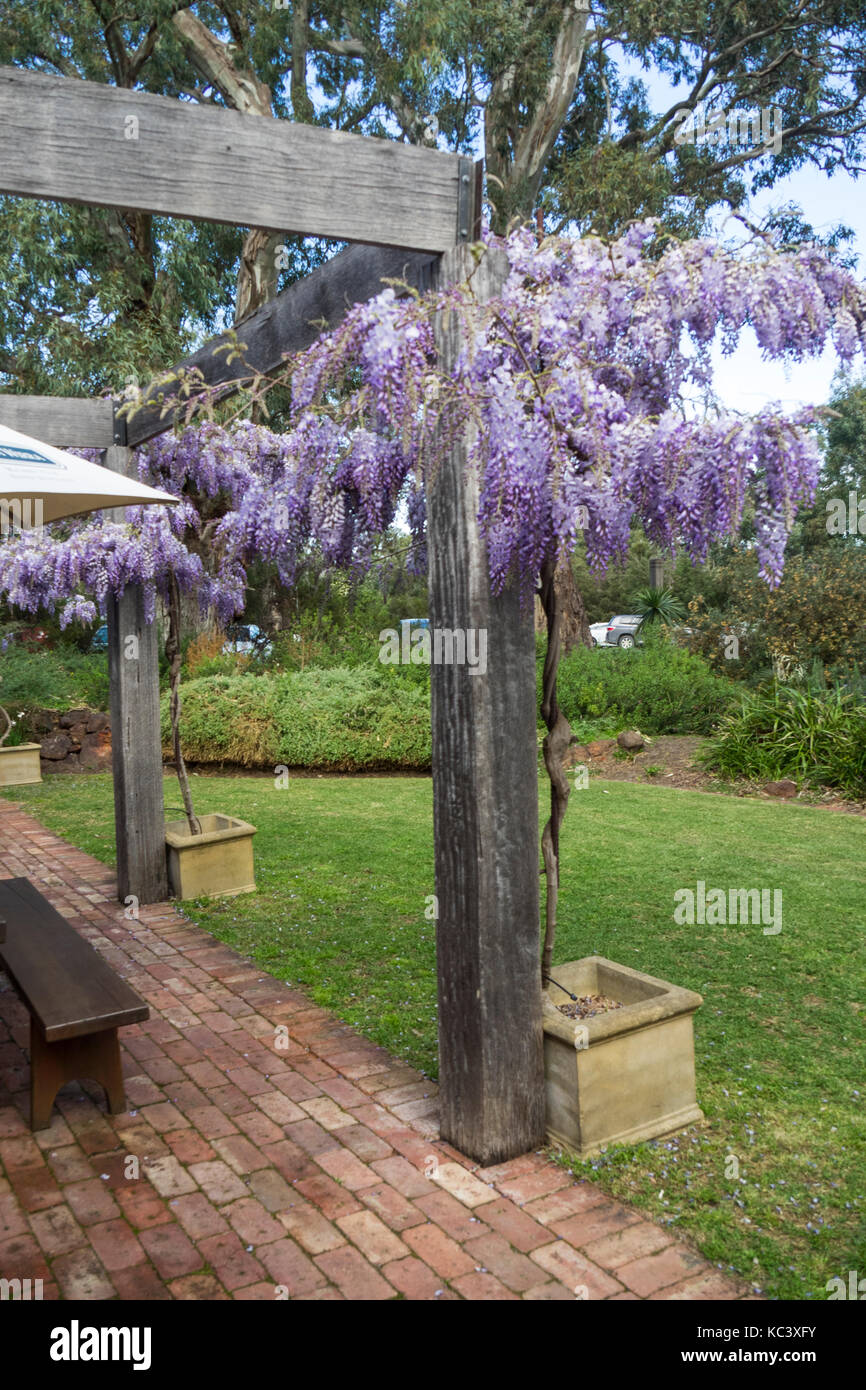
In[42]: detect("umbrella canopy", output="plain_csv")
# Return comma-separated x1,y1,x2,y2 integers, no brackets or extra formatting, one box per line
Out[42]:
0,423,178,526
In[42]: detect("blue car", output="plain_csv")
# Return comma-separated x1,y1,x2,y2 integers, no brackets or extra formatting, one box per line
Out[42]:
90,624,109,652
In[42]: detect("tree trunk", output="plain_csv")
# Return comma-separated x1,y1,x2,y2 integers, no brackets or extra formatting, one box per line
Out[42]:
539,556,575,984
556,556,592,652
171,8,281,326
165,574,199,836
485,3,591,234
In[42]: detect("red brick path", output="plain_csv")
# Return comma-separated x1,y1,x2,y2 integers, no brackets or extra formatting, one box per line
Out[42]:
0,801,748,1301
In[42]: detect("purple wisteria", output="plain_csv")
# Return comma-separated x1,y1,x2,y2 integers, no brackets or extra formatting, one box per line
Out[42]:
1,221,865,626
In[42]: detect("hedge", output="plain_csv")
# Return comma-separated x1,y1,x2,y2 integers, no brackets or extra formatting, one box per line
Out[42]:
162,667,432,771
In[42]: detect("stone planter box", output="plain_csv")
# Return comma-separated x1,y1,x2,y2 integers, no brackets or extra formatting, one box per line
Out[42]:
165,814,256,899
0,743,43,786
543,955,704,1158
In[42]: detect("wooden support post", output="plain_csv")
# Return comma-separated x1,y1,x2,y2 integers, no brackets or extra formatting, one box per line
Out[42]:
649,557,664,588
428,245,545,1165
0,395,116,447
0,66,467,254
104,444,168,906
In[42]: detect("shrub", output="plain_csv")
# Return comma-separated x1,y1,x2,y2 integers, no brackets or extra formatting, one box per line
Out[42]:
0,643,109,744
699,683,866,797
547,636,736,735
162,667,432,771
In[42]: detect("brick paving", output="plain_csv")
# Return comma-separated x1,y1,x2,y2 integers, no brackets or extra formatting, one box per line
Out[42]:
0,800,749,1301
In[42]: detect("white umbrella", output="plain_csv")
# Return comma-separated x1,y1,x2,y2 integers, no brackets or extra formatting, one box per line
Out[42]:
0,422,178,527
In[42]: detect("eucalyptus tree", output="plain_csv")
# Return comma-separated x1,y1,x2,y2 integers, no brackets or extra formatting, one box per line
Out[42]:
3,1,865,400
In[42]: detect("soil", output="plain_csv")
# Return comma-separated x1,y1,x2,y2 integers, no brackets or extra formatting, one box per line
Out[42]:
579,734,866,817
584,734,708,789
174,737,865,815
557,993,624,1021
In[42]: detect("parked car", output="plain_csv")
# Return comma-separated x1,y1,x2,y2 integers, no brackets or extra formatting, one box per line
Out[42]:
589,621,611,647
222,623,273,657
605,615,645,648
90,624,109,652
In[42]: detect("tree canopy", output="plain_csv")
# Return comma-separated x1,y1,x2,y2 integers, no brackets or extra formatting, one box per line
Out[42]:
2,1,865,396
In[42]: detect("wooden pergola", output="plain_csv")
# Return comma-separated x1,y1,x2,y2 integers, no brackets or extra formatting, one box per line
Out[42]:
0,66,543,1164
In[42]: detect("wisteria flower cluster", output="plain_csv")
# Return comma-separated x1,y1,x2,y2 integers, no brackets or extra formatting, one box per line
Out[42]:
1,221,865,627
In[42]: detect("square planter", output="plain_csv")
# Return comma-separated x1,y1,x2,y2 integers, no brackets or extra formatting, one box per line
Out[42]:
543,955,704,1158
0,743,43,786
165,814,256,899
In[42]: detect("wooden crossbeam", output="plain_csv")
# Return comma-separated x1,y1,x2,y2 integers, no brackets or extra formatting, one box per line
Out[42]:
0,395,119,448
0,67,470,254
125,244,439,446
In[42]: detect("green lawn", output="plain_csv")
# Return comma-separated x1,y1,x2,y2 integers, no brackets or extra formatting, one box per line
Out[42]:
3,770,864,1300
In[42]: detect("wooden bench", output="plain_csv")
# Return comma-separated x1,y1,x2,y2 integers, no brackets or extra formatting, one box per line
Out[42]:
0,877,148,1131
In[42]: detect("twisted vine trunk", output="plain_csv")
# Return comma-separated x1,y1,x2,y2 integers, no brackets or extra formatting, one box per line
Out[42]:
539,555,575,984
165,575,199,836
0,703,11,747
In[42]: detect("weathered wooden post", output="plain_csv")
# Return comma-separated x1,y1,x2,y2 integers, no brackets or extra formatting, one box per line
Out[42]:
649,557,664,588
428,244,545,1165
104,435,168,905
0,64,547,1158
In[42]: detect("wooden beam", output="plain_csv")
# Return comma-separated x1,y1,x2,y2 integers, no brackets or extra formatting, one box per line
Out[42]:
428,244,545,1165
0,67,469,254
125,244,439,446
104,445,168,907
0,395,118,448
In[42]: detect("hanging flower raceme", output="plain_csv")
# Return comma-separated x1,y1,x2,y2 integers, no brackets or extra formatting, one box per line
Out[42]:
0,222,864,625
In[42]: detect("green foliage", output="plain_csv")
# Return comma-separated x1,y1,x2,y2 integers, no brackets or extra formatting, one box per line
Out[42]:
0,644,109,744
549,639,736,735
685,545,866,682
700,683,866,796
633,585,687,628
570,534,656,623
788,374,866,554
3,3,863,397
163,668,432,771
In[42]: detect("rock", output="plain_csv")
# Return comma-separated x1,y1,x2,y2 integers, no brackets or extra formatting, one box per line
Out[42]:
30,708,58,734
40,732,73,760
79,738,112,771
587,739,614,758
43,752,81,773
67,723,88,749
764,778,797,798
562,743,590,768
617,729,646,752
85,710,109,734
59,707,91,729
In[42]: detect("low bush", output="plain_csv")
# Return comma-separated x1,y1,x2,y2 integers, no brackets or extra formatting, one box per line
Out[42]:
546,635,736,735
699,683,866,797
163,667,432,771
0,642,109,744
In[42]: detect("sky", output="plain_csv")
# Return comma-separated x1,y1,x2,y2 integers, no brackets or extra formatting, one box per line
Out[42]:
618,58,866,415
708,165,865,412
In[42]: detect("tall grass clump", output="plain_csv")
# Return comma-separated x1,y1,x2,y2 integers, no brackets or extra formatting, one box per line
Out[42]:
700,683,866,797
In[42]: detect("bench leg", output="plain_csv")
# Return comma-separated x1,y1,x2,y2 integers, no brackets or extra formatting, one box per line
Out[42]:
30,1021,126,1131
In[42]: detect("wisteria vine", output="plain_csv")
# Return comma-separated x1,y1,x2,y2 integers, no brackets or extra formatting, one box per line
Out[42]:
1,221,864,938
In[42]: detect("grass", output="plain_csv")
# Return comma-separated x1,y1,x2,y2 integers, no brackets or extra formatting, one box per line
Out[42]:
3,770,864,1300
